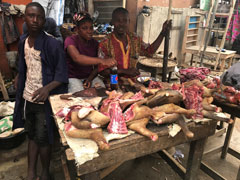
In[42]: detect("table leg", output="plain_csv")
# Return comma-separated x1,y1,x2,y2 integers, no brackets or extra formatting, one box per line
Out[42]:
184,137,207,180
190,54,194,66
220,58,226,72
221,115,236,159
168,72,172,83
228,57,233,69
237,166,240,180
80,171,101,180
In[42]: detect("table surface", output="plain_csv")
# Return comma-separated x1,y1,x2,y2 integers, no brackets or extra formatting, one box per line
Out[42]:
186,46,236,56
49,94,217,177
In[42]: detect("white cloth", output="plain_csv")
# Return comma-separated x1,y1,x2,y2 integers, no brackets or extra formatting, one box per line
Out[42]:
68,76,105,93
23,37,43,104
32,0,65,26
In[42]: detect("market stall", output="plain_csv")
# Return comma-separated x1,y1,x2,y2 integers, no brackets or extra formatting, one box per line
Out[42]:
48,69,234,179
49,94,217,180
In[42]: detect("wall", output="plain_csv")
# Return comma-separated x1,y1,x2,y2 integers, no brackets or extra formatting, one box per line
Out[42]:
136,7,201,63
127,0,199,32
0,0,31,78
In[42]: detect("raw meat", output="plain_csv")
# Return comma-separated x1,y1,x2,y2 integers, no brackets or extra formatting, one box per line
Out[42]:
107,101,128,134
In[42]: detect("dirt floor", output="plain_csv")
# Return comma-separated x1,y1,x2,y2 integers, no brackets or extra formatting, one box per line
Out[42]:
0,119,239,180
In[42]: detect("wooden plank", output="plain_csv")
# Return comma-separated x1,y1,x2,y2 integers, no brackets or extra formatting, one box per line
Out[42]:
200,162,226,180
214,0,237,70
237,166,240,180
185,138,207,180
61,154,72,180
228,147,240,160
203,145,222,156
88,0,94,16
221,116,236,159
158,150,186,178
75,121,217,176
0,71,9,100
100,162,123,179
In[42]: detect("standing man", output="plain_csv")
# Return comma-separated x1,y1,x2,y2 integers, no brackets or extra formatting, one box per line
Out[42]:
13,2,68,180
98,7,171,78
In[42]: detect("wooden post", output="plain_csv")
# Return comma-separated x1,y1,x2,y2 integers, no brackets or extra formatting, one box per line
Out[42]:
162,0,172,82
185,138,207,180
214,0,236,70
88,0,94,16
0,71,9,100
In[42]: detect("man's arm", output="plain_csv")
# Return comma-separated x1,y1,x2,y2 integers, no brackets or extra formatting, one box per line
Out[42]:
146,20,172,54
67,45,116,66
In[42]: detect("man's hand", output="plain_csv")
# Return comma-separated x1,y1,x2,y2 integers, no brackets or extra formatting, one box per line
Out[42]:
161,20,172,36
100,58,117,67
119,68,140,77
32,86,50,103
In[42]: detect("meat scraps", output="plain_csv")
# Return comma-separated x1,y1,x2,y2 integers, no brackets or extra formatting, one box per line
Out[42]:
179,67,210,83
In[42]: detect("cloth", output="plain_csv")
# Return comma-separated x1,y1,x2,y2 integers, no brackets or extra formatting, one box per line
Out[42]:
226,1,240,43
221,62,240,90
0,116,13,134
25,101,49,146
232,33,240,54
32,0,65,26
23,37,43,104
23,17,63,43
64,35,99,79
0,101,15,117
98,32,153,72
68,76,105,93
0,12,19,45
13,30,68,144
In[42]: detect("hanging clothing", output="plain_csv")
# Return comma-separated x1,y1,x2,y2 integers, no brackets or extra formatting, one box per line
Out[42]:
0,12,19,45
226,1,240,43
32,0,65,26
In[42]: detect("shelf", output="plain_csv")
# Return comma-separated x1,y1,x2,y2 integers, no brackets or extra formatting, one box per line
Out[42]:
186,40,197,43
215,13,230,16
189,21,200,24
187,34,198,37
187,28,199,30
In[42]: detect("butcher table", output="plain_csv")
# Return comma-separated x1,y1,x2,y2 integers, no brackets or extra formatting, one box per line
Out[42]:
49,94,218,180
199,100,240,180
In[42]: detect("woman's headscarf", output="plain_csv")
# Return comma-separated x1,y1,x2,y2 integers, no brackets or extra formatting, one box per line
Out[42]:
73,12,93,27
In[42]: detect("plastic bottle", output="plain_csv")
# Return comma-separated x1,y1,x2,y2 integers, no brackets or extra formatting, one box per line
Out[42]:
110,66,118,90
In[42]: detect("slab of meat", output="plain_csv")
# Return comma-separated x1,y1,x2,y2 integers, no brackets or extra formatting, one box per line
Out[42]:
127,118,158,141
107,101,128,134
73,87,108,97
146,90,183,108
148,81,171,90
124,103,153,122
64,121,109,150
179,67,210,83
100,91,123,116
183,84,204,119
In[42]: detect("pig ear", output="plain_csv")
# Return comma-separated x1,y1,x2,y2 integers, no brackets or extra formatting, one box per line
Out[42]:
105,91,110,95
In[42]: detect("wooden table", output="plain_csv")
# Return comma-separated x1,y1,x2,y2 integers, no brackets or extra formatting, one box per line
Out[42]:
200,100,240,180
185,45,236,71
49,95,217,180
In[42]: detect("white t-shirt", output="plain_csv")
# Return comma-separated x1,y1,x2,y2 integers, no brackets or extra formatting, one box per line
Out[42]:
23,37,43,104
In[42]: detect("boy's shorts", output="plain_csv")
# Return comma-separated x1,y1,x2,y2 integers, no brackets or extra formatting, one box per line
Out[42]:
25,101,49,146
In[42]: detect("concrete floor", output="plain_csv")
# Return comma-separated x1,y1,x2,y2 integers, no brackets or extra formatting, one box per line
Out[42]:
0,119,239,180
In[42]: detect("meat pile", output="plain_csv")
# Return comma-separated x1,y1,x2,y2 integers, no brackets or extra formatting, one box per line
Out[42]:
204,77,240,105
179,67,210,83
55,76,232,151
